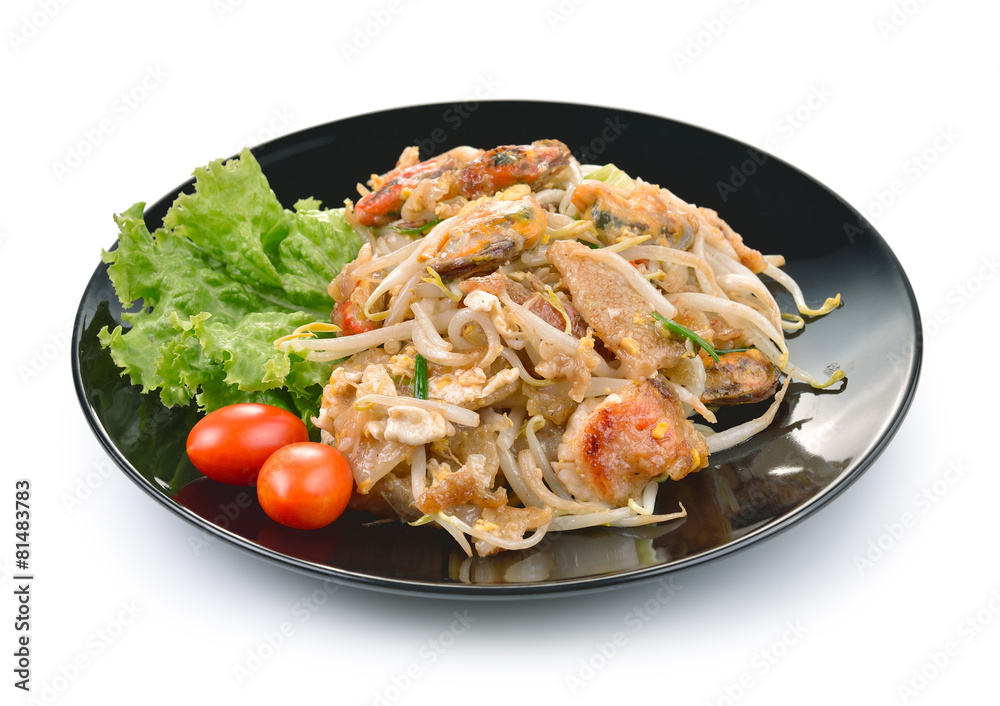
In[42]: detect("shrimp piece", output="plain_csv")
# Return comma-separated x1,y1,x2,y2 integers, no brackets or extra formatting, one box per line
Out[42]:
572,180,692,249
457,139,572,198
353,145,482,226
422,188,547,280
332,298,377,336
329,244,380,335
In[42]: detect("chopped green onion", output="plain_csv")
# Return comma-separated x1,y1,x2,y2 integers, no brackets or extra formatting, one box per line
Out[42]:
390,218,442,235
414,353,428,400
651,312,720,362
580,240,599,249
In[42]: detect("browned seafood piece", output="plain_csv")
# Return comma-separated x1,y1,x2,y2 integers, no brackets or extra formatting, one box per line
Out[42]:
572,180,691,248
457,139,572,198
424,191,546,280
415,456,508,515
557,378,708,505
547,240,686,378
354,145,482,226
701,348,780,405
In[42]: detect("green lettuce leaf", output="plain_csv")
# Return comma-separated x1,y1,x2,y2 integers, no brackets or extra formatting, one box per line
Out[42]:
98,148,362,421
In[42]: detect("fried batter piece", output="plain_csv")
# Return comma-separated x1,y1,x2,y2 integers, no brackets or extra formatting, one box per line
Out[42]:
557,378,708,505
547,240,686,378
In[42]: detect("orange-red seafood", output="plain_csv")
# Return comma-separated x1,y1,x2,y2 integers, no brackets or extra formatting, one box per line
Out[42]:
457,139,572,198
353,146,481,226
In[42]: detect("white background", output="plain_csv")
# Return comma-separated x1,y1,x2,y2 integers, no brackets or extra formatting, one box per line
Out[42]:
2,1,997,704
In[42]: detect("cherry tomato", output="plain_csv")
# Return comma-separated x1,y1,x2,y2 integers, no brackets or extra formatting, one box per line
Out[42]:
186,403,309,485
256,443,353,530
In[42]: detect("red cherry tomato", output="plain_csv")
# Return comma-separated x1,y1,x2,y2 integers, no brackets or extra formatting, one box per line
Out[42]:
186,403,309,485
256,443,353,530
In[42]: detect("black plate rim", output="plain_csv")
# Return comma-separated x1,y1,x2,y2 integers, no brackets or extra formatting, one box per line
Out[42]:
72,100,923,599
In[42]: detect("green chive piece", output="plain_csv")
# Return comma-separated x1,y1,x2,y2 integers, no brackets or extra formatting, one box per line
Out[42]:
651,312,720,362
390,218,442,236
414,353,428,400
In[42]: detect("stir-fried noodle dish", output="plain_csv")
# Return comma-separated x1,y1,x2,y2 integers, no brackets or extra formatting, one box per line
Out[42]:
279,139,844,557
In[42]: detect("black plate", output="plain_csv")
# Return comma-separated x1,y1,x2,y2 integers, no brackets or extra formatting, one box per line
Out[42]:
73,101,921,598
